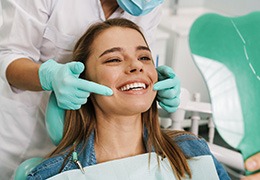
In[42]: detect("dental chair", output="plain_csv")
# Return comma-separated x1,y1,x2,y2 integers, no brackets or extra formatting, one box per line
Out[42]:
188,11,260,176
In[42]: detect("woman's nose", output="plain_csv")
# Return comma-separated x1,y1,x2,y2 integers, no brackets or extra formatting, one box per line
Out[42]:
127,59,143,73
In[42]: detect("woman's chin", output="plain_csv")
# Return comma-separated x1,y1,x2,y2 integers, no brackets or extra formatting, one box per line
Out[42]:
123,103,151,115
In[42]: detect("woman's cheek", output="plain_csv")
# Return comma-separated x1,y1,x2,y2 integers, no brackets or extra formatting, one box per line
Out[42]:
97,70,118,86
150,68,158,83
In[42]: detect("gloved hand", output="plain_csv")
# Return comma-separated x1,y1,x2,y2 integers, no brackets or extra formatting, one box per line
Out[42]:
153,65,180,113
39,59,113,110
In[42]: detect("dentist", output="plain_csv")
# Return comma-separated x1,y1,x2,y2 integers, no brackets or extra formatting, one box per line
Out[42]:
0,0,180,179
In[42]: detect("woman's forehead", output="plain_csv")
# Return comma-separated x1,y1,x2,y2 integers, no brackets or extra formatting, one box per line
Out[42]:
92,27,147,51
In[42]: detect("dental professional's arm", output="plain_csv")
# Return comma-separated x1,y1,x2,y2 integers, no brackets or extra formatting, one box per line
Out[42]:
242,153,260,180
7,58,113,110
6,58,42,91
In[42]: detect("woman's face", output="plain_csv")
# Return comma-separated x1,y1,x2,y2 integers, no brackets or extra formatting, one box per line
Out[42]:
85,27,157,116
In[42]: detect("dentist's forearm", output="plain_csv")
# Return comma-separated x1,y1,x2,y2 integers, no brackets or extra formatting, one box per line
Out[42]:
6,58,43,91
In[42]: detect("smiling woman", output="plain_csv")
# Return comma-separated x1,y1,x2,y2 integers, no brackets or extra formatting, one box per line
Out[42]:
27,18,230,180
84,26,157,116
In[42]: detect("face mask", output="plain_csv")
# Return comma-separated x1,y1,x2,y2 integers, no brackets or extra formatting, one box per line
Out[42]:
117,0,164,16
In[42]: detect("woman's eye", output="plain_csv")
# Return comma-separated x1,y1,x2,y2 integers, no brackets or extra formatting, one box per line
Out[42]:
105,59,121,63
138,56,151,61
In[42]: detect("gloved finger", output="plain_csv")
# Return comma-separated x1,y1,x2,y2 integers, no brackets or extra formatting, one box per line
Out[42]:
156,86,180,99
156,65,175,80
59,100,82,110
69,104,82,110
70,97,88,106
157,96,180,108
60,92,89,105
76,79,113,96
67,61,85,75
153,78,180,91
158,102,178,113
74,90,91,99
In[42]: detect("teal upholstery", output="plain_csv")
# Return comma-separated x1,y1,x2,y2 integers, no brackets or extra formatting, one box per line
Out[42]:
14,157,43,180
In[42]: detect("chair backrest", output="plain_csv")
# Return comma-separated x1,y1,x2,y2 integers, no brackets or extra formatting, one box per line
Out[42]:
14,157,43,180
189,11,260,168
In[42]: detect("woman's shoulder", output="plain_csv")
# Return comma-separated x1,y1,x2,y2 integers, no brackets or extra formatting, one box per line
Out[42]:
171,132,231,179
170,131,211,157
27,154,75,179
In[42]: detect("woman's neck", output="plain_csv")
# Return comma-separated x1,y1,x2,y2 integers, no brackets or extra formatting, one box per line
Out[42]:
100,0,119,19
94,115,146,163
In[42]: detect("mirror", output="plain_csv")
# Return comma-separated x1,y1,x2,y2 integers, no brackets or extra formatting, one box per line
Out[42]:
189,12,260,163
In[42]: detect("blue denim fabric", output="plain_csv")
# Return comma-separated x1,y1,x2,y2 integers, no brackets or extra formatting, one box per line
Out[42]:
27,132,230,180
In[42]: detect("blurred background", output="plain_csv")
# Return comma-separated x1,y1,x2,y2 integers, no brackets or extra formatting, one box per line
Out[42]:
155,0,260,103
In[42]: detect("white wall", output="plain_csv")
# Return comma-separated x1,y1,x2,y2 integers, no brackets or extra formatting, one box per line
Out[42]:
0,1,3,27
164,0,260,16
177,0,204,8
204,0,260,16
163,0,204,8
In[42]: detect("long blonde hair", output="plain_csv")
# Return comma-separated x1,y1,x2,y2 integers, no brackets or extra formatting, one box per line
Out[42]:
49,18,192,179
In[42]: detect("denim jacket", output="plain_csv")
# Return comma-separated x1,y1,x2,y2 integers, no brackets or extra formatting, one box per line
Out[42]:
27,132,230,180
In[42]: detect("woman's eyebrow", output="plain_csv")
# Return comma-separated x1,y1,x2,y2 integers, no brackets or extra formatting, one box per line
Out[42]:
136,46,151,52
99,45,150,58
99,47,122,57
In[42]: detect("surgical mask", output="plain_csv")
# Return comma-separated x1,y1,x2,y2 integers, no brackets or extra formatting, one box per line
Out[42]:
117,0,164,16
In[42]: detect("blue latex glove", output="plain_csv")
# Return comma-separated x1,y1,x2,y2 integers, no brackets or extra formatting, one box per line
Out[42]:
39,59,113,110
153,65,180,113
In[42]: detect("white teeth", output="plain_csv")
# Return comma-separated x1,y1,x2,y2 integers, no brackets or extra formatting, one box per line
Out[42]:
120,82,146,91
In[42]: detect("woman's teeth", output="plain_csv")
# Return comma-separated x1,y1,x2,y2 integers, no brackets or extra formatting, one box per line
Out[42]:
120,82,146,91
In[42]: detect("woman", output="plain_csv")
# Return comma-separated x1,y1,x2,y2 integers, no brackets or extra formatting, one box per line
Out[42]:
27,18,230,179
0,1,180,178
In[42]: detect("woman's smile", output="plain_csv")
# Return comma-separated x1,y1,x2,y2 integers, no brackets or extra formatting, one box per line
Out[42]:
117,79,151,95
